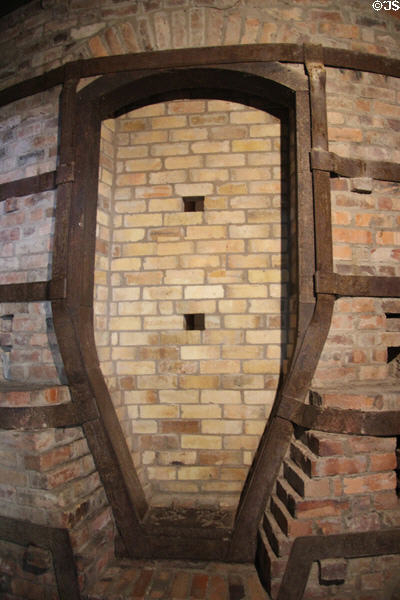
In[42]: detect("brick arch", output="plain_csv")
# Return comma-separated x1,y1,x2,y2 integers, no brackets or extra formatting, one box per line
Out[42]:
69,3,399,67
77,9,261,59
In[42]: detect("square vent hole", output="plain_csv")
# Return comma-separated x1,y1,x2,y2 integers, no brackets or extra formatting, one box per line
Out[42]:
183,196,204,212
385,313,400,366
184,314,205,330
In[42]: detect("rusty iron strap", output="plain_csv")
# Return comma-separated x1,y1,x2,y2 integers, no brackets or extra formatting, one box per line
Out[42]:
0,164,74,203
0,279,66,302
277,528,400,600
304,45,328,151
304,45,333,276
0,397,98,430
311,148,400,182
0,171,57,202
278,395,400,436
315,271,400,298
1,44,400,108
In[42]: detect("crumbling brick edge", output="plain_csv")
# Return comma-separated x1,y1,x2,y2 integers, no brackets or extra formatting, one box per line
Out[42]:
0,514,81,600
256,526,400,600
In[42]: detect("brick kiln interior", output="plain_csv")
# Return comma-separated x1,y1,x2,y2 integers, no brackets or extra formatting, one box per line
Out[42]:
0,1,400,599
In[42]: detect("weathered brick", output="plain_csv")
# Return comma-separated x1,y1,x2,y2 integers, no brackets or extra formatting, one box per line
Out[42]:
109,316,142,330
181,405,221,419
180,375,219,389
157,241,194,255
185,225,226,239
140,405,179,419
184,285,224,299
343,471,396,495
181,436,222,450
115,173,147,186
180,345,220,360
152,115,187,129
202,420,242,434
160,421,200,434
226,284,267,298
200,360,240,374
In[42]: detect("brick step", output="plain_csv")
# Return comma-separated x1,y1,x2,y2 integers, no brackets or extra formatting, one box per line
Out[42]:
289,438,318,478
276,476,351,521
269,494,313,538
299,429,398,463
276,477,302,518
283,458,331,499
257,526,288,599
276,468,349,524
310,383,400,411
290,438,370,479
299,429,349,457
262,505,292,557
0,384,71,407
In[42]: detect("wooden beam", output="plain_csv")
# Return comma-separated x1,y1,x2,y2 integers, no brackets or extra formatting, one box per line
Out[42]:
323,46,400,78
304,44,332,275
282,294,335,402
305,45,328,150
0,65,65,107
96,66,294,121
0,171,57,202
0,398,97,430
0,45,302,106
311,148,400,182
0,279,66,302
50,77,149,556
294,91,316,309
1,44,399,108
51,80,79,290
278,395,400,436
315,271,400,298
0,164,74,203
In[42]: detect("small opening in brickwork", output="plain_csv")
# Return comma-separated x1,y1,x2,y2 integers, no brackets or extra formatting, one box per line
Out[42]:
385,313,400,369
184,314,205,330
182,196,204,212
387,347,400,363
396,437,400,498
1,314,14,324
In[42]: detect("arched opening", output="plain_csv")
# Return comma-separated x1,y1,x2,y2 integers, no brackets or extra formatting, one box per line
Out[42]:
95,96,290,511
62,64,312,559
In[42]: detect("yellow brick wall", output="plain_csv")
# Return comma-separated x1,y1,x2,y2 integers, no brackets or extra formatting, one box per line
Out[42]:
95,99,289,509
95,119,114,375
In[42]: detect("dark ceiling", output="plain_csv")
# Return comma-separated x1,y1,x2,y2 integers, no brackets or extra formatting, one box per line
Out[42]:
0,0,36,19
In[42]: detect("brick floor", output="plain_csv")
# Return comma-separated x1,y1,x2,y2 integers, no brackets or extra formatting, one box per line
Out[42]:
86,560,270,600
